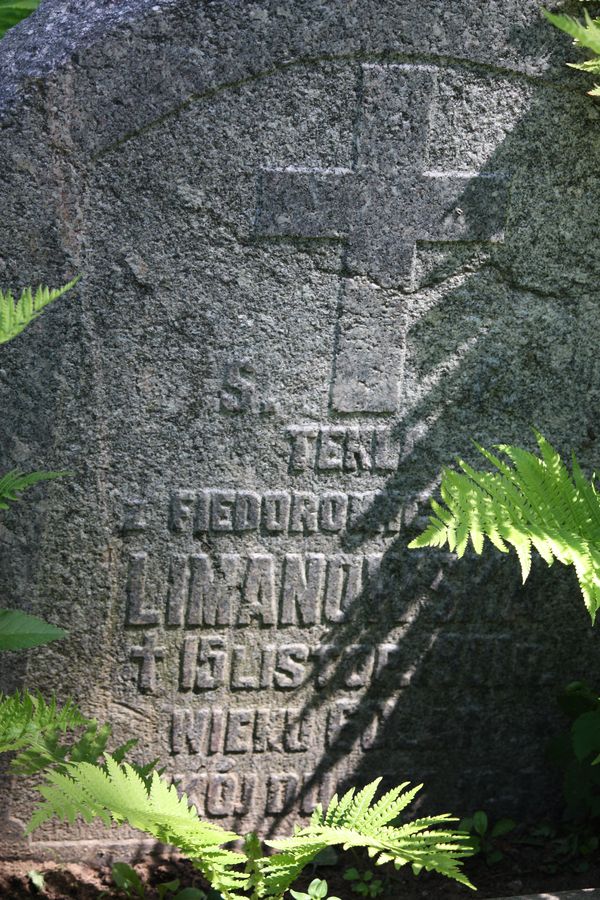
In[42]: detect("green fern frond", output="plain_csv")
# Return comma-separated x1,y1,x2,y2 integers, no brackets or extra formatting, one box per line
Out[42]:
29,757,249,899
0,469,69,510
544,8,600,94
0,690,151,780
544,9,600,54
262,780,474,897
0,278,78,344
409,430,600,622
0,691,88,757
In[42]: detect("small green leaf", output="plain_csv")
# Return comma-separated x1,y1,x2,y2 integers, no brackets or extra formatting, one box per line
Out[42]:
0,609,66,650
572,710,600,761
27,870,45,893
157,879,180,899
111,863,144,898
312,846,338,866
309,880,329,899
491,818,516,838
473,810,488,836
486,849,504,865
344,868,360,881
0,0,41,39
174,889,208,900
289,892,310,900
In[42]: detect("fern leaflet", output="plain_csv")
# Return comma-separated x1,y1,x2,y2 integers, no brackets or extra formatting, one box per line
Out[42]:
544,7,600,94
409,430,600,622
29,757,249,899
0,691,154,781
0,469,69,510
260,779,474,897
0,278,78,344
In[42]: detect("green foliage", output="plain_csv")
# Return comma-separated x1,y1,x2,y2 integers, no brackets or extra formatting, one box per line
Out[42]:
343,867,384,897
27,767,474,900
0,278,78,344
0,608,66,650
519,819,599,875
547,681,600,820
458,811,516,865
111,862,145,899
289,878,341,900
0,468,68,511
0,278,78,649
0,471,70,650
544,5,600,95
0,0,41,39
258,779,474,898
408,430,600,622
100,862,211,900
0,690,154,783
27,869,45,893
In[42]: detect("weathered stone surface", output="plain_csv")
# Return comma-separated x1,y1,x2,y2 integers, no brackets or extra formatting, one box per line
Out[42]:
1,0,600,856
491,892,599,900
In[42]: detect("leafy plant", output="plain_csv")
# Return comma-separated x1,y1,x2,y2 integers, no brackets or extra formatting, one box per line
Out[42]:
342,866,385,897
101,861,211,900
518,819,599,875
458,810,516,865
544,4,600,95
0,690,157,780
0,278,78,344
0,0,41,39
24,765,474,900
109,863,146,899
546,680,600,822
0,277,78,651
109,863,211,900
408,430,600,622
289,878,340,900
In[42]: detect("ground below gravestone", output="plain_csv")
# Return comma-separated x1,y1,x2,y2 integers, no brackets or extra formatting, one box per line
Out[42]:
1,850,600,899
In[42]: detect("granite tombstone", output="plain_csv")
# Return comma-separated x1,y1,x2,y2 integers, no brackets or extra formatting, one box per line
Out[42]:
1,0,600,855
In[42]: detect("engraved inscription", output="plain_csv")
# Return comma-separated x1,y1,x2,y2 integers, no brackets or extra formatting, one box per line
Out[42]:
169,489,401,535
219,359,276,415
126,551,389,627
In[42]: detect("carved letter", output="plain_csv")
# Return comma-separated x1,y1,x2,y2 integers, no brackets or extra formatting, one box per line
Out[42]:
263,492,291,533
195,636,227,690
169,490,196,533
275,644,309,689
344,427,373,472
166,555,190,626
234,492,260,531
281,554,325,625
317,427,345,471
289,492,318,534
319,492,348,532
171,708,210,754
287,425,318,472
324,556,363,623
238,555,276,625
126,552,159,625
210,489,235,532
226,709,254,753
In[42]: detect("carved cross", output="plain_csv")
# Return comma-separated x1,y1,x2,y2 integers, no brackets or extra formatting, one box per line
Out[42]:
256,64,509,413
130,633,165,694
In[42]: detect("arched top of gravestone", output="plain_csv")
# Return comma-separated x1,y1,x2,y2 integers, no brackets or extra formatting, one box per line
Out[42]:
0,0,582,150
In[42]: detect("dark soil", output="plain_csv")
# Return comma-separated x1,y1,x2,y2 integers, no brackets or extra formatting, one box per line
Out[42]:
1,845,599,900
